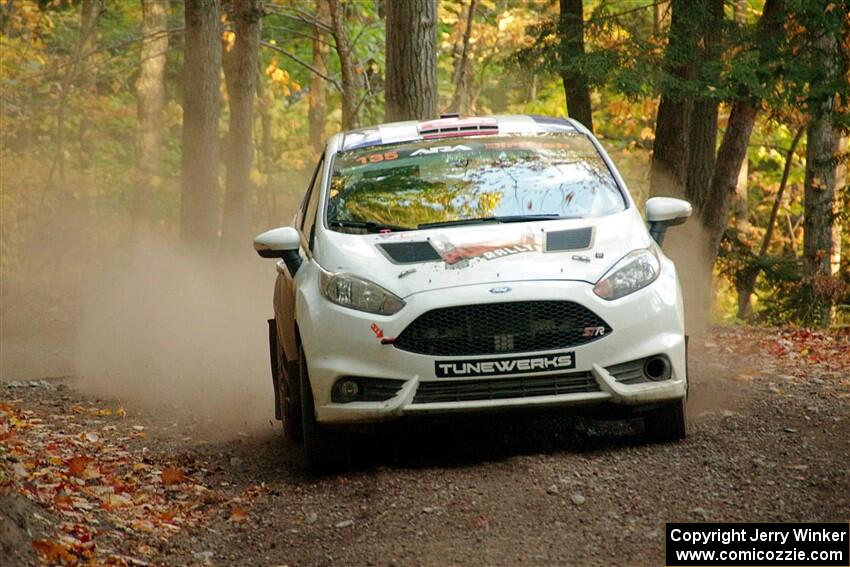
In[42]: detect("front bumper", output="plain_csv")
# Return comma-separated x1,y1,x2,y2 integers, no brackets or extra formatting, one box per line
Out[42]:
296,276,686,425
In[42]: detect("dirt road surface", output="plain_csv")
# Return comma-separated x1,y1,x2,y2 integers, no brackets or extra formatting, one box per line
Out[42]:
2,327,848,566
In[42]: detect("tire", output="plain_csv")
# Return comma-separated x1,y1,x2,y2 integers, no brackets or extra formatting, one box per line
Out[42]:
276,331,303,445
643,398,688,441
299,346,351,474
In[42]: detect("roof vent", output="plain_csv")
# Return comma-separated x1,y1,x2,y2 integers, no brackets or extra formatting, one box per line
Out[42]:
440,112,460,119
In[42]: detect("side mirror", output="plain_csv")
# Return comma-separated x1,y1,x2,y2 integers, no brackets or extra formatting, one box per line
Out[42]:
645,197,692,245
254,227,302,275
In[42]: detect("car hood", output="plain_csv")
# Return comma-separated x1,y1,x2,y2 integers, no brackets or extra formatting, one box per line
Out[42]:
316,209,653,299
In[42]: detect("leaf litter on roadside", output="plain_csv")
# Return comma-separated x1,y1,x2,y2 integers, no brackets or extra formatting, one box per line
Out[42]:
0,397,267,565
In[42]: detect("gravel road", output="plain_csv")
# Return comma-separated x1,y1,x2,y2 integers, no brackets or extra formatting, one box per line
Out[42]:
2,327,848,566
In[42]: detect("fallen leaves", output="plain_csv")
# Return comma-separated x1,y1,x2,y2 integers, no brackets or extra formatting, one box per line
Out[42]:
1,398,261,565
66,456,94,477
161,466,189,487
229,505,248,522
32,539,79,564
710,326,850,382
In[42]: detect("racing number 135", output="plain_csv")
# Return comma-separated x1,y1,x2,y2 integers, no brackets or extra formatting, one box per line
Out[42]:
355,151,399,165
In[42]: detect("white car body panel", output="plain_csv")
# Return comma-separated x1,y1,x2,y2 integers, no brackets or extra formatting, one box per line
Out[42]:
264,115,689,426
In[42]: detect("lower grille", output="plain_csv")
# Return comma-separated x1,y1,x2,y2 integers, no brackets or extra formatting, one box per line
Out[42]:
394,301,611,356
413,372,599,404
606,358,648,384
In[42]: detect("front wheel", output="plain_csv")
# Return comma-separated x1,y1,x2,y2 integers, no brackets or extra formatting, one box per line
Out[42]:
299,346,351,474
643,398,688,441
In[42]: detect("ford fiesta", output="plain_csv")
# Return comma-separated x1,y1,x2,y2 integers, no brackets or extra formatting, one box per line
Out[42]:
254,115,693,473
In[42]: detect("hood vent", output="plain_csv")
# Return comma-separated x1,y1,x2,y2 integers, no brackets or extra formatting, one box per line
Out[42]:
546,227,593,252
378,241,442,264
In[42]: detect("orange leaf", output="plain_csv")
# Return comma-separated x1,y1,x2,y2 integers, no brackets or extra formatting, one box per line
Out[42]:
32,539,74,563
161,467,188,486
54,493,72,509
159,509,177,522
229,505,248,522
67,456,92,477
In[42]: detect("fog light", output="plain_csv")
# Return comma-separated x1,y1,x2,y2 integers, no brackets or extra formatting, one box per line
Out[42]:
332,379,360,403
643,356,671,381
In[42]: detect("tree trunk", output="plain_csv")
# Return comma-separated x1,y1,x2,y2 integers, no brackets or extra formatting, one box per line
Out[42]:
134,0,169,230
221,0,262,256
327,0,360,129
653,1,670,35
50,0,101,187
181,0,222,248
448,0,475,114
700,0,785,263
685,98,718,208
385,0,438,122
77,0,101,170
803,109,840,325
558,0,593,132
256,56,276,227
309,0,329,153
701,100,758,261
684,0,722,210
802,10,844,327
649,0,697,198
733,158,749,234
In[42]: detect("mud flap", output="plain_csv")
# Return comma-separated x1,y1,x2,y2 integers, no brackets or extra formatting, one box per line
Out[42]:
268,319,282,420
685,334,689,399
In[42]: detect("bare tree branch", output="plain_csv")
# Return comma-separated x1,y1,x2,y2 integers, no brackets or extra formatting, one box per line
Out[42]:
260,39,342,92
263,23,334,47
262,4,333,34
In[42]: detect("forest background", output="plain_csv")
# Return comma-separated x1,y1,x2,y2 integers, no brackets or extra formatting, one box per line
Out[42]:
1,0,848,389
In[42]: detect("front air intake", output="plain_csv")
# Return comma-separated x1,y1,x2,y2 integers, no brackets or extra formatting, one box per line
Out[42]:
393,301,611,356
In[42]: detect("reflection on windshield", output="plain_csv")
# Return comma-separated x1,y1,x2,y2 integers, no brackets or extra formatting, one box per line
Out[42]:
327,134,624,231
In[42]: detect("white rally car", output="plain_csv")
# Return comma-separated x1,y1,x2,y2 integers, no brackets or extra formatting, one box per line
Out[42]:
255,115,693,473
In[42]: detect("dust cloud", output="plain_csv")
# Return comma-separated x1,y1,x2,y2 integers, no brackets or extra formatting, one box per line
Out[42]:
72,238,277,435
1,217,282,438
663,218,714,339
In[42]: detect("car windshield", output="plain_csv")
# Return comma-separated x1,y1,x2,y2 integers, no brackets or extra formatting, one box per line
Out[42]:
326,134,625,232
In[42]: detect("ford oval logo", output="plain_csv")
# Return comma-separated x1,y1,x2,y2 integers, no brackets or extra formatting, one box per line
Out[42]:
489,286,512,294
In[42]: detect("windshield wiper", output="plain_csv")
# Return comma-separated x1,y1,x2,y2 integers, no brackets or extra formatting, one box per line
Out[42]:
418,214,580,229
329,219,411,233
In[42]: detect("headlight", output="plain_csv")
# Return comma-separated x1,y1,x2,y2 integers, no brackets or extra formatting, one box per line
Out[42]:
593,248,660,300
320,270,405,315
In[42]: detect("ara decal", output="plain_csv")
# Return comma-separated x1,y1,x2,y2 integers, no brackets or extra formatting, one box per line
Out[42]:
370,323,385,339
410,144,472,156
